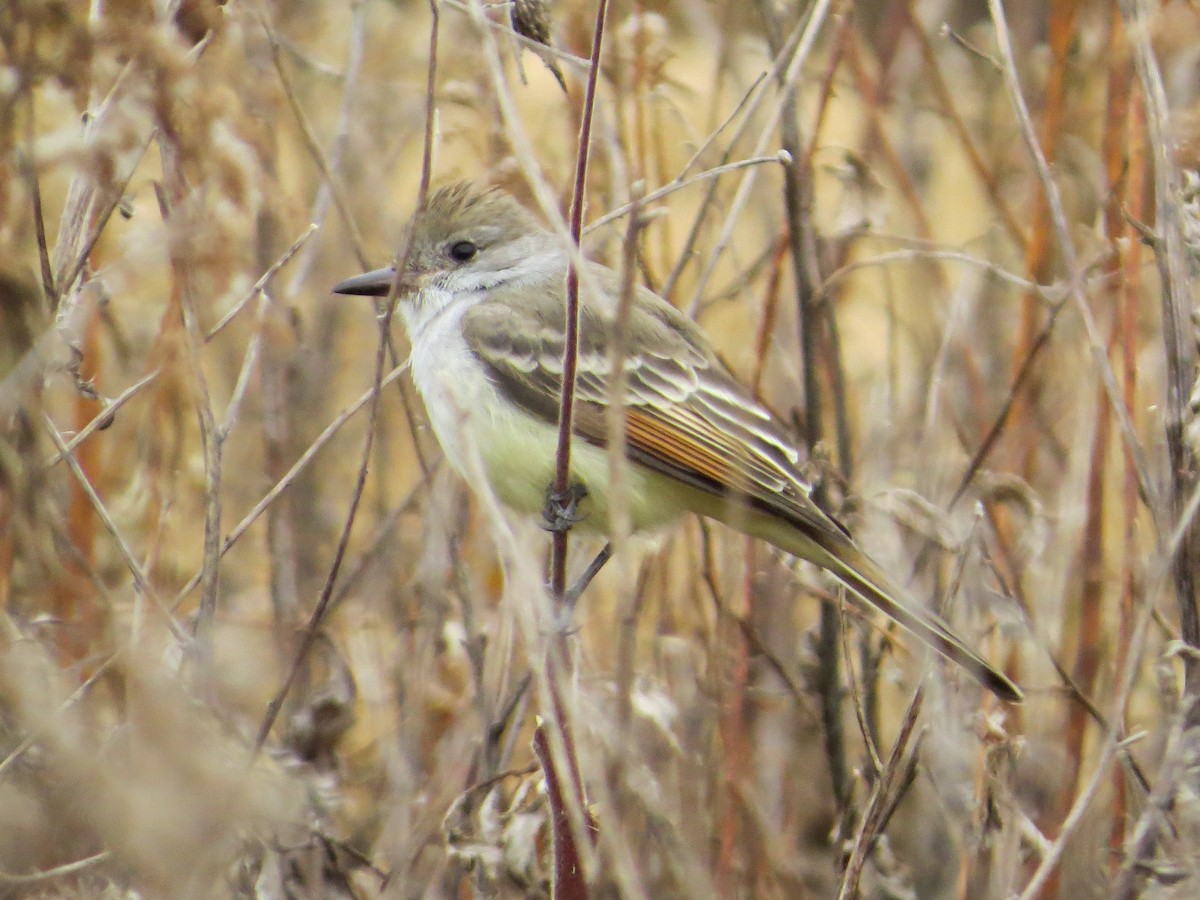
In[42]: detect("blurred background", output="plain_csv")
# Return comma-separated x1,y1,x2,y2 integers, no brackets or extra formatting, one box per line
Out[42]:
1,0,1198,896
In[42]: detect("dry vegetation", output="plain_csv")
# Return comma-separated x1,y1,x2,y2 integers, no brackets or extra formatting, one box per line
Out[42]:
3,0,1200,897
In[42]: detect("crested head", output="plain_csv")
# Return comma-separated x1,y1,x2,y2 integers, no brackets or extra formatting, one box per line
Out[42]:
332,182,562,307
401,182,560,294
417,182,543,245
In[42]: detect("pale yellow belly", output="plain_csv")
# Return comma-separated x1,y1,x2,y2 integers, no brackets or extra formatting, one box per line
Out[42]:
477,405,696,535
408,311,697,535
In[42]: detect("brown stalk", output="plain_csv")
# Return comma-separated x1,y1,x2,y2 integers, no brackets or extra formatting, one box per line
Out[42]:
1084,1,1135,871
800,8,854,176
252,243,389,748
17,148,54,305
842,33,935,240
958,2,1154,521
258,2,369,641
172,361,409,614
330,463,441,612
1112,69,1147,870
262,15,369,271
700,525,745,893
739,538,762,888
749,235,788,397
1121,0,1200,642
283,0,370,295
533,720,598,900
835,29,1019,525
259,267,300,634
550,0,609,602
42,416,186,645
1046,4,1136,843
757,0,859,836
1055,357,1112,829
531,4,611,896
50,293,105,664
1112,0,1200,888
684,0,835,317
841,595,884,781
1007,0,1080,486
836,688,925,899
987,0,1164,892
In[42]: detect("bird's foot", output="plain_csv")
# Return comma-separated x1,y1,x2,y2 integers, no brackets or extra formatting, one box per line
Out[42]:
542,481,589,533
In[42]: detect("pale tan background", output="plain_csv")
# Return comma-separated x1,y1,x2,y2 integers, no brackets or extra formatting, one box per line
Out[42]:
0,0,1196,896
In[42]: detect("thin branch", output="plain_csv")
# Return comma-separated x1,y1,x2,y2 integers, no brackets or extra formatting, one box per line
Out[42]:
660,16,808,302
441,0,591,71
284,0,367,296
153,175,223,678
583,153,790,235
171,361,410,612
684,2,837,315
253,0,442,753
260,11,369,270
42,415,189,645
0,852,110,886
550,0,609,602
41,225,316,469
837,689,925,899
41,369,160,468
988,0,1156,529
538,3,612,897
986,9,1165,892
208,224,319,338
57,131,155,307
820,248,1063,301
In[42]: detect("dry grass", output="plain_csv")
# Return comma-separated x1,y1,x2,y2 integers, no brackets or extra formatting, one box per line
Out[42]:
3,0,1200,896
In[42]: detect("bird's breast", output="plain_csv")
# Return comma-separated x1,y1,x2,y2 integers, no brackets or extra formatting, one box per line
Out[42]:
402,292,694,534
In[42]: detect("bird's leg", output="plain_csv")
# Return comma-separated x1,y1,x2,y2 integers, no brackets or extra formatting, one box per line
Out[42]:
542,481,589,533
563,542,613,612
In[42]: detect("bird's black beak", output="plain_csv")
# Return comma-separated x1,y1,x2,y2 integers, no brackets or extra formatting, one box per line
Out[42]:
332,267,397,297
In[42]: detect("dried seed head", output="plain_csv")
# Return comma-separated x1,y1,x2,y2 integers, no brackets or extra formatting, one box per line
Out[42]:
510,0,567,94
511,0,553,45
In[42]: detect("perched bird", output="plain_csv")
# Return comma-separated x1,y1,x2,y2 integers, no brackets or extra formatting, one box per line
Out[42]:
333,183,1022,703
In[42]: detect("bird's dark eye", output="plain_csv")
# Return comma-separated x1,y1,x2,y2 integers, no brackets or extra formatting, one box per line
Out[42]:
448,240,478,262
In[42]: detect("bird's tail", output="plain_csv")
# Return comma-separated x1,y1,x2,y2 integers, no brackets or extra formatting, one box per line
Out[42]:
791,530,1022,703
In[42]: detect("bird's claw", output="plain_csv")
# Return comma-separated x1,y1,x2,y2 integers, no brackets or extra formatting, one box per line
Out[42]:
542,482,588,533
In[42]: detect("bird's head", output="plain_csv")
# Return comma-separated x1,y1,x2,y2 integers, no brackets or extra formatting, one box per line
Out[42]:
332,182,556,300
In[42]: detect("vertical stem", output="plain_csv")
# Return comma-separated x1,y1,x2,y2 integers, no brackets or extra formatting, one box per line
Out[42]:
1112,79,1146,870
539,4,611,897
552,0,610,601
755,0,852,825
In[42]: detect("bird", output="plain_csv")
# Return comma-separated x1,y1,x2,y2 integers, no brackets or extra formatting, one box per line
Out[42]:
333,182,1022,703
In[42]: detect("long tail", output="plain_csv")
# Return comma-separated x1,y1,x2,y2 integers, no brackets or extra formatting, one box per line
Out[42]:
781,527,1023,703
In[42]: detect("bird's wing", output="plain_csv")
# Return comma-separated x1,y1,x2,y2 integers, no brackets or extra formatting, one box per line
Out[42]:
459,272,847,543
461,272,1024,704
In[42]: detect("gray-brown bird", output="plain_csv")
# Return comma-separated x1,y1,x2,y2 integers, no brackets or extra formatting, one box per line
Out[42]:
334,183,1022,703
